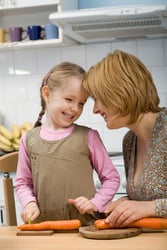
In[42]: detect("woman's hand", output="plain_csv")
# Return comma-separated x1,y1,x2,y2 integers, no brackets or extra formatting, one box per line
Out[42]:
68,196,97,215
21,201,40,223
105,198,156,227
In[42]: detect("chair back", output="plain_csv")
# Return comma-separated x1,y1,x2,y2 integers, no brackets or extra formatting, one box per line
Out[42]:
0,151,18,226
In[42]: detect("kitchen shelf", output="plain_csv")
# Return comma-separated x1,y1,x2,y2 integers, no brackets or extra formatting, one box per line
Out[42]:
0,1,75,50
0,38,77,50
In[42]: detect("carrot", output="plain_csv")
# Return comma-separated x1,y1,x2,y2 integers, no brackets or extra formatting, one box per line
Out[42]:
94,218,167,230
17,219,81,231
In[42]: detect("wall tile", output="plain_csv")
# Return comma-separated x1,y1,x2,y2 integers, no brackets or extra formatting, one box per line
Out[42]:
138,39,164,66
112,40,137,55
0,101,18,127
37,47,62,74
152,66,167,93
61,44,86,69
4,76,27,101
0,50,14,75
26,74,42,100
17,100,40,125
14,49,38,75
86,43,111,69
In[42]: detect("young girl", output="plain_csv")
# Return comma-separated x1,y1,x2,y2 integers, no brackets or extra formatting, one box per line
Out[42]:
15,62,120,225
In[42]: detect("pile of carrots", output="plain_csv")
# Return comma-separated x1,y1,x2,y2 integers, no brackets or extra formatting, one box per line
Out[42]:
17,217,167,231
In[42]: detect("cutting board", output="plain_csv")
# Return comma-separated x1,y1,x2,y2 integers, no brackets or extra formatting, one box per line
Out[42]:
16,230,54,236
79,225,142,239
16,229,79,236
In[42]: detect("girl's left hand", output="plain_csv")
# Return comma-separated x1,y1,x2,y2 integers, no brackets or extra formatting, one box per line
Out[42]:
105,199,156,227
68,196,97,215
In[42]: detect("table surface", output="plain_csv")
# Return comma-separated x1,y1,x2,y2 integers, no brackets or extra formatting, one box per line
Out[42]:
0,226,167,250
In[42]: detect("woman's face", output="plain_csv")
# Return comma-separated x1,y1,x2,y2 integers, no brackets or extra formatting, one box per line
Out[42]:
93,99,130,129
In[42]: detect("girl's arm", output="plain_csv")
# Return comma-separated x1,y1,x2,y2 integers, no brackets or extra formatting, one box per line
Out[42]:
88,129,120,212
15,133,37,208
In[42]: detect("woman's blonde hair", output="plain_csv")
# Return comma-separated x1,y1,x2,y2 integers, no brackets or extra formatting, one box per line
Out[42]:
34,62,85,127
83,50,162,124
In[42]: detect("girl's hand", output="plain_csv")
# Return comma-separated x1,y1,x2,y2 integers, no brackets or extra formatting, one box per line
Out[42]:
105,199,156,227
21,202,40,223
68,197,97,215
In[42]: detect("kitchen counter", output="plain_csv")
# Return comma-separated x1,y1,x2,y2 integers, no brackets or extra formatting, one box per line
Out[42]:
0,226,167,250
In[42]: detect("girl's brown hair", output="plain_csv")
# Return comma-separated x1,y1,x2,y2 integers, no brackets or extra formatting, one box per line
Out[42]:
34,62,85,127
83,50,162,124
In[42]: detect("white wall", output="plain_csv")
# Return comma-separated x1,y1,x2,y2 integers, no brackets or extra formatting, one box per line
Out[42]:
0,38,167,152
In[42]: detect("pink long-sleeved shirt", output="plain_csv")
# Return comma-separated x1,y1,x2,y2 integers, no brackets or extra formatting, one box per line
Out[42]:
15,124,120,212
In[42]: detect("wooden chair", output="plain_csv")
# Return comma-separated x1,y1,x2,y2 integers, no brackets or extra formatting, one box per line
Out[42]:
0,151,18,226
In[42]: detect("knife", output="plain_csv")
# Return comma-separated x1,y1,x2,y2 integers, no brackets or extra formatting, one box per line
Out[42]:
93,211,109,219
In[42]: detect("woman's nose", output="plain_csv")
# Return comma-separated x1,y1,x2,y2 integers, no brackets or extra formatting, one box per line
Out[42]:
93,102,99,114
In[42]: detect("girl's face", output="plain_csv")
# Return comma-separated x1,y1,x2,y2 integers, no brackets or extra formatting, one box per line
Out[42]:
93,99,130,129
43,76,88,130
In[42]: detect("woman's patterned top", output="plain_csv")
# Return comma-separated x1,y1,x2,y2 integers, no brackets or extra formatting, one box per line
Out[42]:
123,108,167,217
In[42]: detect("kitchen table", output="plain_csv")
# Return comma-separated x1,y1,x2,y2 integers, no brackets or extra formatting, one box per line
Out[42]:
0,226,167,250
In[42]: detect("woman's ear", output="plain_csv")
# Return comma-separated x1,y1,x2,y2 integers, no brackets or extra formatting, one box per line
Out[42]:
42,85,50,101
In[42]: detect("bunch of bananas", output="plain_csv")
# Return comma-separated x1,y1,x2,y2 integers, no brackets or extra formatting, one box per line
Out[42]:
0,121,33,153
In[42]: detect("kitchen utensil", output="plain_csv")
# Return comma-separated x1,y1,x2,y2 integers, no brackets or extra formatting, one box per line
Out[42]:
79,225,142,240
93,211,109,219
27,25,45,40
44,23,59,39
9,27,27,42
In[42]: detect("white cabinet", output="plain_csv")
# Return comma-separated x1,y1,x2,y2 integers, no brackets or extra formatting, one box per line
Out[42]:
0,0,7,9
0,0,59,10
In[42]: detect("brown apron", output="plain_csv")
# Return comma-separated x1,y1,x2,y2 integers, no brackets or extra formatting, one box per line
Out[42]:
26,125,96,225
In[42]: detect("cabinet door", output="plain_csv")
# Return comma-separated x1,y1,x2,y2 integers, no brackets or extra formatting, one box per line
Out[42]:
0,0,7,9
7,0,60,9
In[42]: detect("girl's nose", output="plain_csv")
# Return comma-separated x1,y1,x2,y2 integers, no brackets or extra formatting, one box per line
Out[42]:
71,104,78,112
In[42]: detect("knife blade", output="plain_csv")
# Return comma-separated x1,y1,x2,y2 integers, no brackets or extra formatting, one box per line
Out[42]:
93,211,109,219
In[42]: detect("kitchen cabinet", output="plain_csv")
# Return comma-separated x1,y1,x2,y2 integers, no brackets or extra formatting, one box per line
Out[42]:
0,0,59,10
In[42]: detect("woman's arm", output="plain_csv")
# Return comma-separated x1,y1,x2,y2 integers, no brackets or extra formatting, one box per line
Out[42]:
155,199,167,217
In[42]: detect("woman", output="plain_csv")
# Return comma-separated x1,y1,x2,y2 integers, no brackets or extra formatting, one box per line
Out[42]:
83,50,167,227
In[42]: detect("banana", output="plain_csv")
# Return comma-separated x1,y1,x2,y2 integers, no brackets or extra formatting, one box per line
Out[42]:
12,124,20,138
12,142,19,151
0,134,12,147
21,121,33,131
0,142,13,152
12,137,20,145
0,125,13,140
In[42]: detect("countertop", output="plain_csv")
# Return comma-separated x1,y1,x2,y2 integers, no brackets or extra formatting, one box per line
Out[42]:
0,226,167,250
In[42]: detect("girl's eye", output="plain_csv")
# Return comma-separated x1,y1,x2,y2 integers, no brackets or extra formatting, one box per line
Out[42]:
65,98,72,102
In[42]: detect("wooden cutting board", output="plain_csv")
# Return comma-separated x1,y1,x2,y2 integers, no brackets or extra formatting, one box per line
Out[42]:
16,230,54,236
79,225,142,240
16,229,79,236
